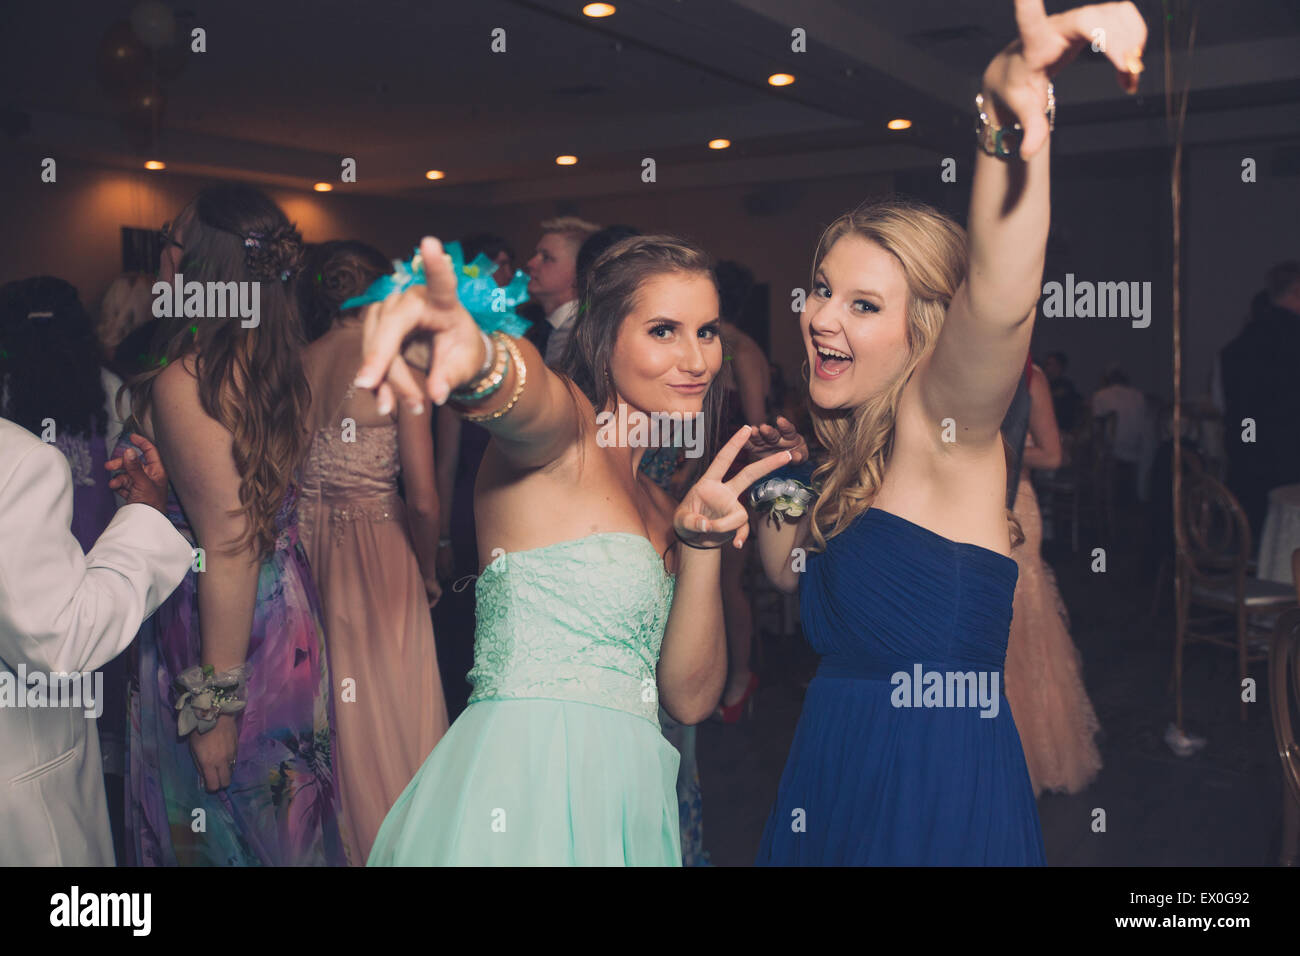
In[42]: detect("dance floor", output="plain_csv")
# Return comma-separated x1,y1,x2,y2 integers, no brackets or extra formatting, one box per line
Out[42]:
699,505,1285,866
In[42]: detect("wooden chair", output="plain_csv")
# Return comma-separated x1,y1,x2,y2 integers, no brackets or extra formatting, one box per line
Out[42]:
1174,474,1297,723
1271,603,1300,865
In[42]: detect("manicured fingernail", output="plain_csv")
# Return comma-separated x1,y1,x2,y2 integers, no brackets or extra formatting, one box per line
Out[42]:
377,397,391,415
354,371,375,388
411,402,424,416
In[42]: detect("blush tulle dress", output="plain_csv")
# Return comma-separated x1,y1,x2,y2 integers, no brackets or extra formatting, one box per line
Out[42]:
1003,472,1102,796
756,507,1046,865
368,532,682,865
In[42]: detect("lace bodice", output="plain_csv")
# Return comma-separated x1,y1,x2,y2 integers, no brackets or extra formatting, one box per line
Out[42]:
467,533,676,726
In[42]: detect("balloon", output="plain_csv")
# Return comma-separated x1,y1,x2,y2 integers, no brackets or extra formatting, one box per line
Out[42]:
130,1,177,50
96,20,150,97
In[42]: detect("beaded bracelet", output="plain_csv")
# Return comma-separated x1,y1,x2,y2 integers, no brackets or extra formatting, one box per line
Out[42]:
463,334,528,423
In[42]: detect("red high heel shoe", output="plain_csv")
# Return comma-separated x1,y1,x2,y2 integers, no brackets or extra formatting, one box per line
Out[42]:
716,672,759,724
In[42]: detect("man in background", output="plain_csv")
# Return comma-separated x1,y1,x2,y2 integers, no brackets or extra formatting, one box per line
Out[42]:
522,216,601,366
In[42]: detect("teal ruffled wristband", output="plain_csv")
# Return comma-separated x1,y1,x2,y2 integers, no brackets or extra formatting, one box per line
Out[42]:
339,241,533,337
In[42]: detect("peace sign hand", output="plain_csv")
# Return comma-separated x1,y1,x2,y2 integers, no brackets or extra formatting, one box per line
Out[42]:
985,0,1148,159
674,425,793,550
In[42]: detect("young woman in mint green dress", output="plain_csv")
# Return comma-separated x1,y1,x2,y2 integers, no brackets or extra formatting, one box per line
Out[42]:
356,234,790,865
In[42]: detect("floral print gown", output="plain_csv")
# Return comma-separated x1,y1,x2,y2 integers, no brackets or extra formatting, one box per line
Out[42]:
118,431,346,866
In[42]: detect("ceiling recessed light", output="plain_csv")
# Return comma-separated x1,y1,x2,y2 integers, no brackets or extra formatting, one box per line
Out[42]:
425,169,445,180
555,155,578,166
313,182,333,192
767,73,795,87
887,118,912,130
583,2,616,16
144,160,165,170
708,139,731,150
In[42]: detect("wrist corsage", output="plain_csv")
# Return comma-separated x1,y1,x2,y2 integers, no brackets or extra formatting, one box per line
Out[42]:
339,241,533,336
175,663,249,736
748,476,818,529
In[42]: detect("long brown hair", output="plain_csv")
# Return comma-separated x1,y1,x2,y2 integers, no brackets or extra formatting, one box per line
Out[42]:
807,197,1022,550
126,184,309,559
557,234,725,472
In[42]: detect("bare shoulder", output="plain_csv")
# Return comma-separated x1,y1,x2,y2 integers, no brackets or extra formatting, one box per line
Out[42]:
152,355,200,406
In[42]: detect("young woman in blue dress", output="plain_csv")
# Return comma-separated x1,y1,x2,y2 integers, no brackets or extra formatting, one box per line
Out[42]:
744,0,1147,864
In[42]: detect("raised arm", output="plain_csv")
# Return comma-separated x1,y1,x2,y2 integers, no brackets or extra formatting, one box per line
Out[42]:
920,0,1147,444
355,237,581,471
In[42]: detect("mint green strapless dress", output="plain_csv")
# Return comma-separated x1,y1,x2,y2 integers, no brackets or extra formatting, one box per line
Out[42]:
368,533,682,865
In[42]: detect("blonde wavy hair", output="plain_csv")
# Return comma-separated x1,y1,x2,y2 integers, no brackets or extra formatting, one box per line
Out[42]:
807,197,1022,552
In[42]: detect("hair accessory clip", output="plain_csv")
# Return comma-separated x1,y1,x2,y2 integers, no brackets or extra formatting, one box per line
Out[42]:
27,310,54,321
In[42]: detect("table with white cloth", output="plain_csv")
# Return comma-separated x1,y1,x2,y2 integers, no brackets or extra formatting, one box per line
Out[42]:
1257,483,1300,585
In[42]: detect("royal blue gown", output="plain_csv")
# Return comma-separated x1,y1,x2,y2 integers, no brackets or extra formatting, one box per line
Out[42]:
757,507,1046,865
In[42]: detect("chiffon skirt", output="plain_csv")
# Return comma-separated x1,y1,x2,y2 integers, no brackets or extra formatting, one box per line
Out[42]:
368,698,681,866
756,671,1045,865
299,494,449,865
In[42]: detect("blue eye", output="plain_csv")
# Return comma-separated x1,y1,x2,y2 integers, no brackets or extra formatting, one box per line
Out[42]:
853,299,879,314
699,324,719,340
813,283,830,298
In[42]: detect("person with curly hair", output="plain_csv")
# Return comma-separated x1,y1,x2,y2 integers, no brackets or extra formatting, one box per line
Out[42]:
116,184,345,865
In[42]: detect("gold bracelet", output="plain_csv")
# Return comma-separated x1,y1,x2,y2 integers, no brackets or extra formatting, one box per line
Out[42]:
463,334,527,423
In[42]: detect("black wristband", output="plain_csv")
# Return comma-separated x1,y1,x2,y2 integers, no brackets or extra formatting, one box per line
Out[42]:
674,527,725,550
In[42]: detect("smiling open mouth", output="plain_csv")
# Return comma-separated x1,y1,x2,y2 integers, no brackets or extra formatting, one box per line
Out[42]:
815,345,852,377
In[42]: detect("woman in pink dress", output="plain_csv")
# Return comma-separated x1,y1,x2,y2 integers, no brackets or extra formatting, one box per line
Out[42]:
1003,363,1103,796
297,240,449,863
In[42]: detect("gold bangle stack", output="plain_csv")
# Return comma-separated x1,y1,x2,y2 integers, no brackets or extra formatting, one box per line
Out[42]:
462,334,527,423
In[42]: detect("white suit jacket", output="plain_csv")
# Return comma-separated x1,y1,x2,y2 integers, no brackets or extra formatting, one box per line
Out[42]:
0,417,192,865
